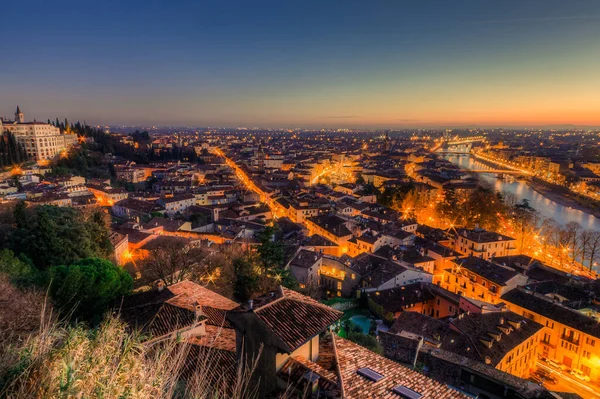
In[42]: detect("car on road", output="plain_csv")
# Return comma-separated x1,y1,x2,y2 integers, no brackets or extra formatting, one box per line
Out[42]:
534,370,557,385
528,374,543,385
546,359,566,371
570,369,591,382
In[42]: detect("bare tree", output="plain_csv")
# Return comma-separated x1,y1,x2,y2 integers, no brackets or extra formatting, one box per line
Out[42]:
582,230,600,271
546,220,568,267
539,218,557,256
142,240,211,286
563,222,582,267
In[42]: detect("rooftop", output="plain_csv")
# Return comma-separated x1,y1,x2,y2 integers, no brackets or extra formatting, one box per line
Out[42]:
334,335,466,399
502,287,600,339
453,228,515,244
452,256,521,286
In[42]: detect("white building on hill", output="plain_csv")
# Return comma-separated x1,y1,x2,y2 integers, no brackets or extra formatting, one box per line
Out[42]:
1,106,77,160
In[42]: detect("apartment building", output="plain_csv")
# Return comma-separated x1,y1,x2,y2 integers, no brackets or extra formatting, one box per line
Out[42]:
450,228,517,260
502,287,600,382
441,256,527,304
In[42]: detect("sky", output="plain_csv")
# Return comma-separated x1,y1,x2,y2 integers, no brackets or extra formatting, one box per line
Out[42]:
1,0,600,128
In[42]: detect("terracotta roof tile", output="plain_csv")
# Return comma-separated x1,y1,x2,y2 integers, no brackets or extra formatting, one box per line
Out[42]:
188,325,236,352
167,280,239,311
254,287,342,352
334,335,466,399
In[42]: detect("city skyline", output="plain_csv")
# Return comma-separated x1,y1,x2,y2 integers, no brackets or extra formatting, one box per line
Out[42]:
2,0,600,127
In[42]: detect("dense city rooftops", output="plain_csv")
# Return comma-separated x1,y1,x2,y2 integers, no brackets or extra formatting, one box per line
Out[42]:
501,287,600,339
452,256,521,286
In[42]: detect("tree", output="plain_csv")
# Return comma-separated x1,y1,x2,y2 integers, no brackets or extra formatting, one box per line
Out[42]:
377,183,413,208
0,249,36,283
141,240,210,286
256,226,284,274
7,205,113,270
48,258,132,318
511,199,539,253
355,173,366,185
0,131,28,168
563,222,583,267
233,257,258,302
582,230,600,270
255,225,298,290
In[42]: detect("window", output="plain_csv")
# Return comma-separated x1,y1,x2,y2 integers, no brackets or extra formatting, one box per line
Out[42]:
391,385,422,399
357,368,384,382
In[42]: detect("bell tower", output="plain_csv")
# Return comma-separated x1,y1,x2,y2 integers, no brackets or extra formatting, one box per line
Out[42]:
15,106,24,123
256,140,265,172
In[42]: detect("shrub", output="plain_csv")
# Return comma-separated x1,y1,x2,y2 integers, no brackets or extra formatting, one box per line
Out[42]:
48,258,132,318
0,316,260,398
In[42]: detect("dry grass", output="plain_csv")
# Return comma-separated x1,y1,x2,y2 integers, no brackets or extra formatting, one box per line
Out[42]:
0,315,261,399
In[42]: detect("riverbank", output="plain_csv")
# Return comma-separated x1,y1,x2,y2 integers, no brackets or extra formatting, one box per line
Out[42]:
528,178,600,220
468,152,600,220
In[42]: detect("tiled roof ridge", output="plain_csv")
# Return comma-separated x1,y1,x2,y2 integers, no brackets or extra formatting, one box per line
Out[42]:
448,319,486,364
252,286,288,312
145,303,169,336
166,280,240,310
330,332,345,398
514,286,593,316
290,355,338,384
280,287,344,314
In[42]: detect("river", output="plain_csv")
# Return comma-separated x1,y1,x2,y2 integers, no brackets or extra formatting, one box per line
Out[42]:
443,154,600,231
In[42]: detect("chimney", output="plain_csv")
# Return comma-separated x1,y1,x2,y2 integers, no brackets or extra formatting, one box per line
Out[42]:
195,304,203,319
157,281,165,292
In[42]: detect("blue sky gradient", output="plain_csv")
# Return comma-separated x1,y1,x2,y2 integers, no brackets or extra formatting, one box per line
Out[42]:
1,0,600,127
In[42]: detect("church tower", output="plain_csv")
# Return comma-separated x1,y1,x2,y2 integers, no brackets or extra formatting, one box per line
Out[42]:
383,132,391,153
15,106,24,123
256,141,265,172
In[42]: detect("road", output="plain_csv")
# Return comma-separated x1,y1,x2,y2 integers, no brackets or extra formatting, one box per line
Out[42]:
536,362,600,398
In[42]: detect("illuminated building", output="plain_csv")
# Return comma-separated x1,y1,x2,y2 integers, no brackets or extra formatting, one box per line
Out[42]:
381,310,544,380
450,228,518,260
1,106,77,160
440,256,528,304
503,287,600,382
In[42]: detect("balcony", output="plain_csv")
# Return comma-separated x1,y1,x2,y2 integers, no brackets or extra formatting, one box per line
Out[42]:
320,268,346,281
561,334,580,346
541,339,556,349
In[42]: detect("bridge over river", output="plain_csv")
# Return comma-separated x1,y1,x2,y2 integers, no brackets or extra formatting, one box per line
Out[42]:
430,136,486,154
469,169,531,175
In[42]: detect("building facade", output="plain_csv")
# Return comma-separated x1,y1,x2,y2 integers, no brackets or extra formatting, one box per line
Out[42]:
502,287,600,382
1,107,77,160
